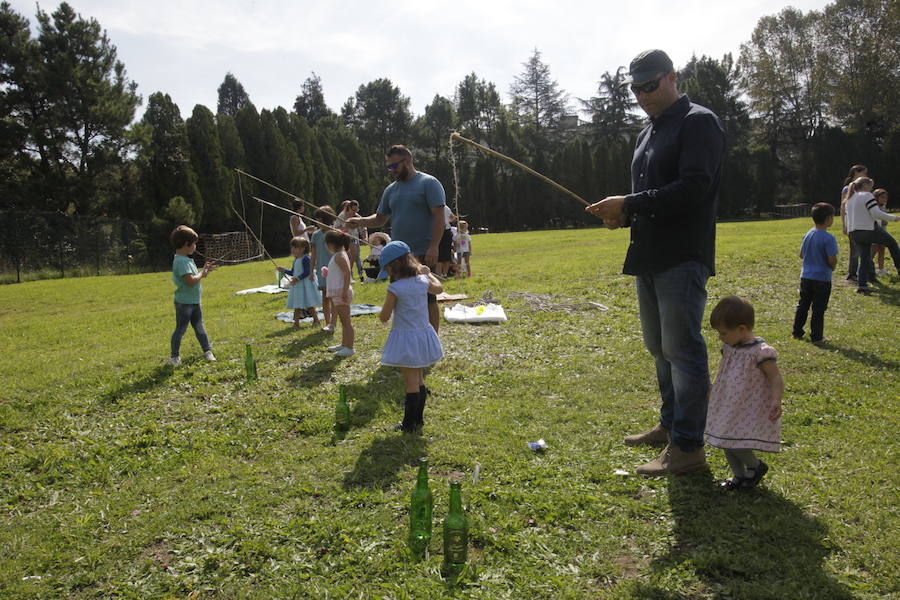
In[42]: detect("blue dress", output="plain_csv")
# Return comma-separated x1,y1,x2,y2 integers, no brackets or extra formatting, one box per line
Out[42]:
286,255,321,309
381,275,443,368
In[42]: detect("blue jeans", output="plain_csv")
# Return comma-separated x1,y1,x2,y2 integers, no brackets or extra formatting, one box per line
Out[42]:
171,301,211,357
851,228,900,289
635,261,710,451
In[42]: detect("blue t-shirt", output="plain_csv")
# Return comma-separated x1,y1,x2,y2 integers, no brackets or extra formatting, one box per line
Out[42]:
172,254,201,304
376,172,446,256
800,228,838,282
311,228,332,283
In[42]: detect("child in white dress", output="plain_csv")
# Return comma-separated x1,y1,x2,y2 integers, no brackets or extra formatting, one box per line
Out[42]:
378,241,444,433
277,237,321,328
706,296,784,490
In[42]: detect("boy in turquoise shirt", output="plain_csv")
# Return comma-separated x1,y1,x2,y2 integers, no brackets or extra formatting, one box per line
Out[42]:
169,225,217,365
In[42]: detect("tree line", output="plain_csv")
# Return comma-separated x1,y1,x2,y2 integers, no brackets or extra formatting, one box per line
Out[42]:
1,0,897,272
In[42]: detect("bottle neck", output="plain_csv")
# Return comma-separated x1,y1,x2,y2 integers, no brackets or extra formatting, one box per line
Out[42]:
416,459,429,485
339,385,346,402
448,483,462,512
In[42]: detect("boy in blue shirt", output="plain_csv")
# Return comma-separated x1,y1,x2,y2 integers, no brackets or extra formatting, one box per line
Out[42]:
792,203,839,343
169,225,217,365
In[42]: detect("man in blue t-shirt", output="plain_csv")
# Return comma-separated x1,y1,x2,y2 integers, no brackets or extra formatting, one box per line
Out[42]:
349,144,446,332
792,203,839,343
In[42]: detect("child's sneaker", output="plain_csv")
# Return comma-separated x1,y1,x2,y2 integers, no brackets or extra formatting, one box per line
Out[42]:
334,347,355,357
203,350,216,362
167,356,182,366
321,325,335,333
327,344,344,352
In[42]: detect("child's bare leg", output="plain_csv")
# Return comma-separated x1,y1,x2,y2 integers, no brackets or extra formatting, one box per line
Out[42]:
310,306,321,326
292,308,302,327
338,305,354,349
321,296,333,331
465,256,471,277
400,367,420,393
876,245,885,270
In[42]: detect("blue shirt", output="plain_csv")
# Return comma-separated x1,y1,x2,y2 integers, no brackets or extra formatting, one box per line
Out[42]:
376,172,446,256
172,254,201,304
800,228,838,282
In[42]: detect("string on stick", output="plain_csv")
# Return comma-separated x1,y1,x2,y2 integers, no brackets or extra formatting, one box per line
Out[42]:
252,196,375,248
448,134,462,220
230,205,280,270
449,132,590,207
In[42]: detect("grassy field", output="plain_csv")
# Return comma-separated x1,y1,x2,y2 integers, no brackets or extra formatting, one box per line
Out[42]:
1,219,898,599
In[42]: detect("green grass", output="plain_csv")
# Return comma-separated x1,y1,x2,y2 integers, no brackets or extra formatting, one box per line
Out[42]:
1,219,897,599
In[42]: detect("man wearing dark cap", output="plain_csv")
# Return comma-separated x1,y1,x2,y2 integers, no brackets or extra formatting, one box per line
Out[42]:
587,49,725,476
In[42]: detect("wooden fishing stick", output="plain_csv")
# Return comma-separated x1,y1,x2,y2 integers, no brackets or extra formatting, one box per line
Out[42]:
230,205,281,270
252,196,375,248
449,132,590,207
235,168,317,211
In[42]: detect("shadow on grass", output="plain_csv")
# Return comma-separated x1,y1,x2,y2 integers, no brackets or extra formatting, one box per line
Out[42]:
279,330,333,357
872,281,900,307
285,355,342,386
342,433,428,490
813,340,900,371
629,471,852,599
343,365,402,429
100,364,173,403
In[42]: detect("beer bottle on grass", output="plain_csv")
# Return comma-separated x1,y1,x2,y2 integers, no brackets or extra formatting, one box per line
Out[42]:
442,481,468,580
244,343,257,381
335,385,350,431
408,457,432,559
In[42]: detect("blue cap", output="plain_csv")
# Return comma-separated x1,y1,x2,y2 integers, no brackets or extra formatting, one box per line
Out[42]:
377,240,411,280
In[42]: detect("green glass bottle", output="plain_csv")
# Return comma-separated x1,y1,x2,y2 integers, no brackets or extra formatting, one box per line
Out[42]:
335,385,350,431
244,343,257,381
442,481,468,579
408,458,432,559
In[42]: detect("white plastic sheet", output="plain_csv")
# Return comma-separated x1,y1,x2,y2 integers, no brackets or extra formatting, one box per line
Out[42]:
443,303,508,324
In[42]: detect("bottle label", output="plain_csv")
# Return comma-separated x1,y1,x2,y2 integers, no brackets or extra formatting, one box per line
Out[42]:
445,529,467,563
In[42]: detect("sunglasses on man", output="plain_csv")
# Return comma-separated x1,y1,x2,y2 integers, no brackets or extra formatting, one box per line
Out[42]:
630,74,666,96
386,159,407,171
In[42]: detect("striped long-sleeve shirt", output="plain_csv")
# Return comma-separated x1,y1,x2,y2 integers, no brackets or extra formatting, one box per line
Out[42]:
845,191,899,232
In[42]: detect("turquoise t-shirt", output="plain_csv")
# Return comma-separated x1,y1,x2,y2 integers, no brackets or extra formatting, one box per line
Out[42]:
311,228,333,283
376,172,446,256
172,254,201,304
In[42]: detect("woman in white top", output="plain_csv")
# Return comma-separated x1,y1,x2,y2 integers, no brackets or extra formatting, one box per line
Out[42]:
844,177,900,294
334,200,367,282
289,198,312,241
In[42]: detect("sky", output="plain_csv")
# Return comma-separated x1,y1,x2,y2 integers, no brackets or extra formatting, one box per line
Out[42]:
9,0,833,119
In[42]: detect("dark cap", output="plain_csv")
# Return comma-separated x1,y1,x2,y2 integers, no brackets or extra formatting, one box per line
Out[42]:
622,49,674,85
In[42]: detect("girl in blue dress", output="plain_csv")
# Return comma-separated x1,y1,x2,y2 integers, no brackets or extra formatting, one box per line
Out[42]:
277,237,321,328
378,241,444,433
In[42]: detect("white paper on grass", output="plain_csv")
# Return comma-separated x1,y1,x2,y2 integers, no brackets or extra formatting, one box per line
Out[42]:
234,284,286,295
443,303,508,323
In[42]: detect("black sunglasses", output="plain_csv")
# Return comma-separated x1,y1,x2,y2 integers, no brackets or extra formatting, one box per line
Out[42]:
630,74,666,96
386,159,406,171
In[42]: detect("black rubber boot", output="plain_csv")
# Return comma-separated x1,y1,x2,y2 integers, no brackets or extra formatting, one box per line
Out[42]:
414,389,427,427
395,392,418,433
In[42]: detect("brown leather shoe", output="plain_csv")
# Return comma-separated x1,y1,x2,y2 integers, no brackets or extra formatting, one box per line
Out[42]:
636,443,709,476
624,424,670,447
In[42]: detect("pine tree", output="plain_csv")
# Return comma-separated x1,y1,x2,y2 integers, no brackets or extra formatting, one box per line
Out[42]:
186,104,233,230
217,72,252,117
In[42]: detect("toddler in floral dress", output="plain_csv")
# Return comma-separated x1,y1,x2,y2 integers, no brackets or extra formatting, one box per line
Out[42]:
706,296,784,490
